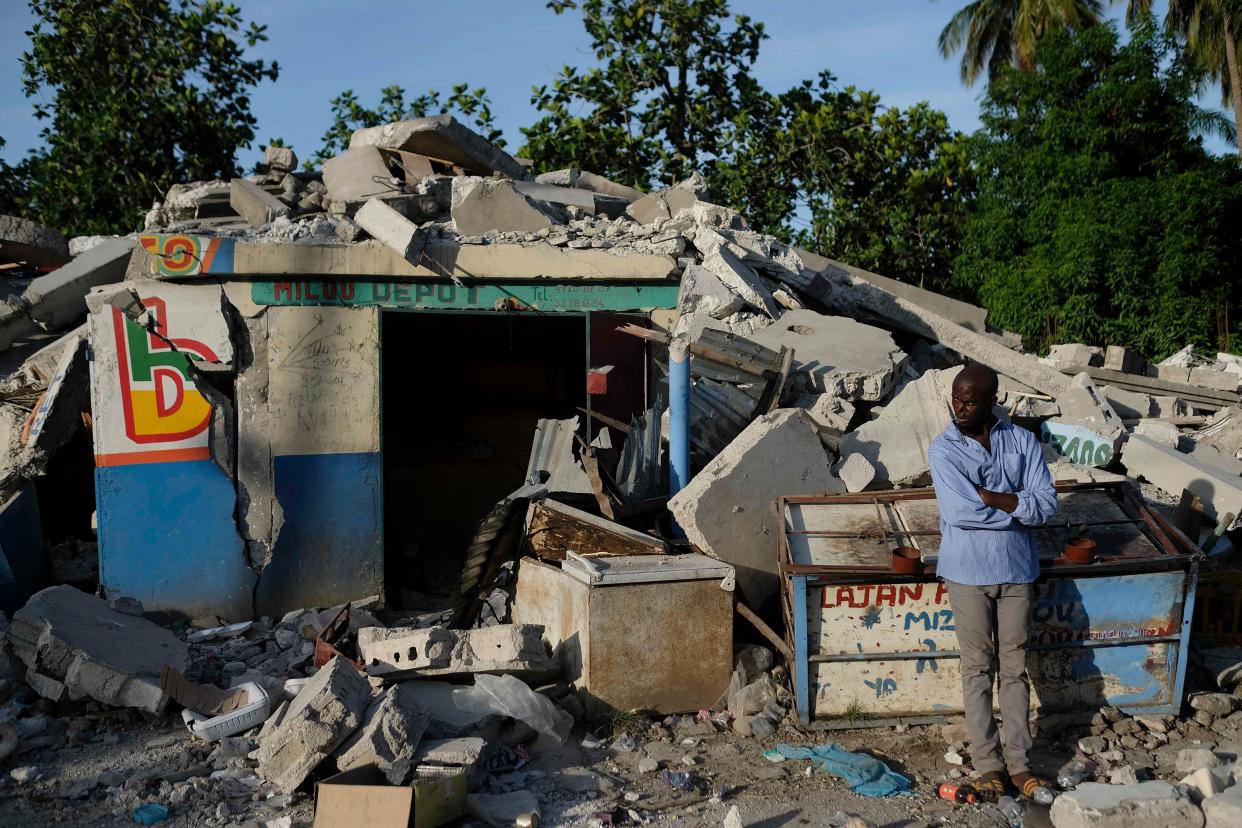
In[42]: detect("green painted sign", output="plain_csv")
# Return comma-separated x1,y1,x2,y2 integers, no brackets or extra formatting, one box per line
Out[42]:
251,279,678,312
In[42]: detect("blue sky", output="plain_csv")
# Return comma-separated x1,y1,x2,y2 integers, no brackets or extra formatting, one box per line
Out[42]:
0,0,1227,168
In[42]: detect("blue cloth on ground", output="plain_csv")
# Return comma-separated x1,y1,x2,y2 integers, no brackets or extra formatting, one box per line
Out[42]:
774,742,913,797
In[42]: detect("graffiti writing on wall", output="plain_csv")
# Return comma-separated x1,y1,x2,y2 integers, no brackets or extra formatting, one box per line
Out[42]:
822,582,949,609
1040,421,1115,466
112,299,217,445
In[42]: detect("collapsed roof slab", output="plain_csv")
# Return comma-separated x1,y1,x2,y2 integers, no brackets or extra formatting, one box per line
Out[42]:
0,214,70,268
818,259,1071,398
128,236,678,281
349,114,528,180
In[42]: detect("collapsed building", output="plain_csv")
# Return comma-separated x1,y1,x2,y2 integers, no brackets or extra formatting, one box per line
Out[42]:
2,114,1242,825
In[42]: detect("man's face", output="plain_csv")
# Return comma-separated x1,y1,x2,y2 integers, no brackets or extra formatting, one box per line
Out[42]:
951,380,995,431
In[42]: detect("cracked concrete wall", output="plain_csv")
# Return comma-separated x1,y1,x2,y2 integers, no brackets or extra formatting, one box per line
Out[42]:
87,279,254,620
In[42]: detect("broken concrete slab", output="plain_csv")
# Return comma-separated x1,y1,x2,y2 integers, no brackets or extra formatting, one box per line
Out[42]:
1,238,134,351
696,230,780,318
837,367,968,486
677,264,744,321
358,624,556,680
450,177,554,236
512,181,597,214
0,214,70,269
322,146,394,204
354,198,425,263
820,260,1071,398
333,682,430,785
792,394,856,439
1124,433,1242,525
1204,785,1242,827
625,175,709,224
669,408,842,607
229,178,290,229
256,655,372,793
1105,345,1147,375
1049,781,1205,828
1104,385,1159,419
349,114,527,180
1041,373,1126,467
749,311,907,402
1133,419,1180,448
5,585,188,713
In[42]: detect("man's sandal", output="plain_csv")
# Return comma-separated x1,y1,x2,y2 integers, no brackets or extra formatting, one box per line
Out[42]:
1011,771,1055,802
975,771,1007,800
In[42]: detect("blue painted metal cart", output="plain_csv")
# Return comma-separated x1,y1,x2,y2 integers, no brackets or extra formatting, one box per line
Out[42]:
778,481,1201,727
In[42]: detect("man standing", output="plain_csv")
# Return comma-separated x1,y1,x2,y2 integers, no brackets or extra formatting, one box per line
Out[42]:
928,364,1058,800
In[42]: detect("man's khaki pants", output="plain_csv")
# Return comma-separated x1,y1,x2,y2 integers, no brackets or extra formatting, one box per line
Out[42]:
946,581,1034,776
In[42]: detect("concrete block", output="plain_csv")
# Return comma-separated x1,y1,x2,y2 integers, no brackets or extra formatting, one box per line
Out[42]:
1040,373,1125,467
334,682,430,785
0,214,70,268
1190,367,1241,392
354,198,425,263
264,145,297,173
513,181,596,213
1049,781,1204,828
1105,345,1146,375
358,624,555,679
1204,785,1242,827
1152,395,1190,418
1123,433,1242,524
5,585,187,713
677,264,744,320
349,114,528,180
625,175,708,224
229,178,291,229
696,229,779,318
749,311,907,402
669,409,842,607
1104,386,1156,419
1181,766,1226,801
450,177,553,236
322,146,394,204
1157,365,1194,384
838,367,969,486
1176,747,1222,775
1049,343,1105,368
793,394,855,436
1133,419,1180,448
837,453,876,493
256,656,372,793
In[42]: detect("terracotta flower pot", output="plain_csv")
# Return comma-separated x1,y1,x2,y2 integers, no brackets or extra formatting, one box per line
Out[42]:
891,546,923,574
1065,537,1097,564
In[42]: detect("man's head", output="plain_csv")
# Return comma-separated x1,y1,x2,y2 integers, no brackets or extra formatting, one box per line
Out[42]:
950,364,999,432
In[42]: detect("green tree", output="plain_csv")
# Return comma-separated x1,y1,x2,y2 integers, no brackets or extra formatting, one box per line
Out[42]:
519,0,767,188
938,0,1105,84
15,0,279,236
954,21,1242,358
1122,1,1242,157
313,84,502,166
712,73,975,293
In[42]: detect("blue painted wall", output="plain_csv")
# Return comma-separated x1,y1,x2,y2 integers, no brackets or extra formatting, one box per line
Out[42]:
255,451,383,616
96,459,255,619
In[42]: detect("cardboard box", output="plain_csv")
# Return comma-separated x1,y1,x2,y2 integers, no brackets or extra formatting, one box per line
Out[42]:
314,765,466,828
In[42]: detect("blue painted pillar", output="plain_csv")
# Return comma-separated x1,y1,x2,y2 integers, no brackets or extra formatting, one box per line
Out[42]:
669,335,691,497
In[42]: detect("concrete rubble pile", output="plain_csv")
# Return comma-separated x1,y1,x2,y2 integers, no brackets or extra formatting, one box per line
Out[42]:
2,112,1242,827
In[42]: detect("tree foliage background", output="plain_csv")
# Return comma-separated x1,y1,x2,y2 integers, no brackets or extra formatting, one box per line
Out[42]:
953,19,1242,358
5,0,279,237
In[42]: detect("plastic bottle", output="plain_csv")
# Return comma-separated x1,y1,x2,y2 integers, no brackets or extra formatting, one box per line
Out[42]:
998,795,1024,827
1055,757,1094,789
938,783,978,803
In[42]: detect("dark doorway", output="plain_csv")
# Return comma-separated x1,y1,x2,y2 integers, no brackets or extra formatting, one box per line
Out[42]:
381,311,587,609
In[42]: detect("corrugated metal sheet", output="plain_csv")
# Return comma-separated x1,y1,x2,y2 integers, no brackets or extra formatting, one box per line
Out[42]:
526,416,593,497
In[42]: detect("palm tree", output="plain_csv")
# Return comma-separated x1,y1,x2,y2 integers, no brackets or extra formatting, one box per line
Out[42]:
938,0,1106,85
1123,1,1242,157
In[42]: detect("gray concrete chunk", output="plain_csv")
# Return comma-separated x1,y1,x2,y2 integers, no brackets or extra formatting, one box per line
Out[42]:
0,214,70,268
1049,781,1204,828
1204,785,1242,828
749,311,907,402
334,682,429,785
5,585,187,713
256,656,372,792
322,146,394,204
1123,433,1242,525
349,114,527,180
229,178,291,229
451,178,554,236
354,198,425,263
357,624,555,680
669,409,843,607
